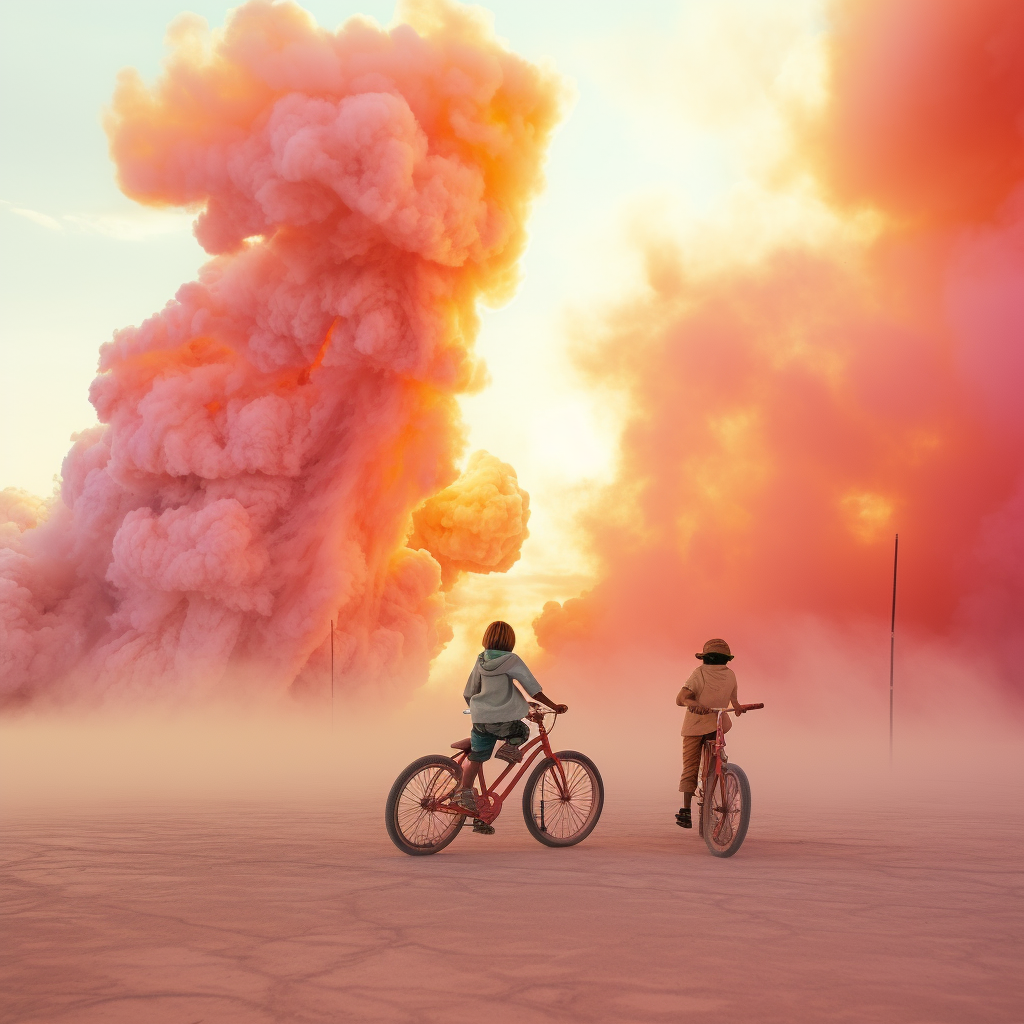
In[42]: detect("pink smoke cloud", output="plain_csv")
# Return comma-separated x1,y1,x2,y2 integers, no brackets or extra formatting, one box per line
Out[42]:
534,0,1024,697
0,0,563,706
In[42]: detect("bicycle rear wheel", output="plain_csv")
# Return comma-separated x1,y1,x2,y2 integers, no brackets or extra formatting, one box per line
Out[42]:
385,755,465,856
703,763,751,858
522,750,604,847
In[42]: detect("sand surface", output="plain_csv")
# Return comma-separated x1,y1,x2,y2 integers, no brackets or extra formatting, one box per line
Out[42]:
3,795,1021,1024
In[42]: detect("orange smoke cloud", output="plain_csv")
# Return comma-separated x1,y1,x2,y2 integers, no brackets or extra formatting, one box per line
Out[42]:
537,0,1024,693
408,450,530,589
0,0,562,706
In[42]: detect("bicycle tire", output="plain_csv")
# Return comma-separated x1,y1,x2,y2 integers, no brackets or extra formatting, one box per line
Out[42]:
522,750,604,848
703,763,751,858
385,755,466,856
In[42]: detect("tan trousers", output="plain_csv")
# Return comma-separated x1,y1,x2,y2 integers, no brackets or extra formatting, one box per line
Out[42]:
679,732,716,794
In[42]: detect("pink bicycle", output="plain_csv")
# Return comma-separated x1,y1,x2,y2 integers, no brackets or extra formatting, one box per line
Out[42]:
696,702,764,857
385,703,604,856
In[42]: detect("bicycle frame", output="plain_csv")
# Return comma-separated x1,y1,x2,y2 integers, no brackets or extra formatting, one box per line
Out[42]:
431,709,566,825
697,703,763,841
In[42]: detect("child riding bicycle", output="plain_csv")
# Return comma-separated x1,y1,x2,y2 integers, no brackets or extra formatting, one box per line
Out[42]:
675,638,746,828
454,620,567,834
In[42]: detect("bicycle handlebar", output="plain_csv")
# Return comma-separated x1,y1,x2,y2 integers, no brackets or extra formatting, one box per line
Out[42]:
696,703,764,714
463,702,567,717
465,702,761,716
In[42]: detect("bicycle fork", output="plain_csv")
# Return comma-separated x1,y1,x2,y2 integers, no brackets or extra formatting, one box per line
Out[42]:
536,750,568,833
697,741,724,839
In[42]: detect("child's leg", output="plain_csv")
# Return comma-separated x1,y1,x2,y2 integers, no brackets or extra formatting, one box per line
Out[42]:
506,720,530,746
453,758,484,814
679,734,703,808
457,728,498,830
462,760,483,791
459,726,497,794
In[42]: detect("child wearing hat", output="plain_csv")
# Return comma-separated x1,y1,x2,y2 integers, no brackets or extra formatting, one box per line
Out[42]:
674,638,746,828
454,620,567,834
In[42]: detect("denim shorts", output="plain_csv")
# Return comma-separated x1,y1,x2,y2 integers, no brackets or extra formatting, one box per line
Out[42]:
468,720,530,762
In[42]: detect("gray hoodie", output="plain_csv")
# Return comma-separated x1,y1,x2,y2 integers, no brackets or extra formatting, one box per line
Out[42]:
463,652,543,724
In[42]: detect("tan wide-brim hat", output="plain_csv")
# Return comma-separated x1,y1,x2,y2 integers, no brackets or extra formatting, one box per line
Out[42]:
695,638,733,659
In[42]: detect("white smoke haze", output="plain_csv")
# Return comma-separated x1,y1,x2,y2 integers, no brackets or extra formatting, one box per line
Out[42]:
5,616,1021,817
3,710,1020,828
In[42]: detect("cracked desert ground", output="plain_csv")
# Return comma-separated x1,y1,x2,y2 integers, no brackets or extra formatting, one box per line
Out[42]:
2,710,1021,1023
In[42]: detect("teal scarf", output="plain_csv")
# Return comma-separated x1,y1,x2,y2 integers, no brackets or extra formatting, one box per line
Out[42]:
483,649,510,661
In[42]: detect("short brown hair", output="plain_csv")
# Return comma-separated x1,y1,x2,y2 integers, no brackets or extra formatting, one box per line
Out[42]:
482,621,515,652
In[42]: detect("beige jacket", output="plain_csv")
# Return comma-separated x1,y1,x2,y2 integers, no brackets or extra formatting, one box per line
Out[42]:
676,664,738,737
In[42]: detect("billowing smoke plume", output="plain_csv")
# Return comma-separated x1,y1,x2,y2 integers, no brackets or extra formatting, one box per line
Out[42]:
408,450,530,589
0,0,561,706
536,0,1024,695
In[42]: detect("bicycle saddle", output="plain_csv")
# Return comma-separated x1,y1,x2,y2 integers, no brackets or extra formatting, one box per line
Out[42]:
451,738,472,751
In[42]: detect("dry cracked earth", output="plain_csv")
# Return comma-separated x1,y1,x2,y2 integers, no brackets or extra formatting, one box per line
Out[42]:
2,794,1022,1024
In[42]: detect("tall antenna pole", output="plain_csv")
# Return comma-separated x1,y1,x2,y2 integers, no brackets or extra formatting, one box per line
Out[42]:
889,534,899,769
330,619,335,733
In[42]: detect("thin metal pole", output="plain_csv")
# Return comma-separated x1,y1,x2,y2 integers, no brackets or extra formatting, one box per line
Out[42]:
889,534,899,769
330,619,335,732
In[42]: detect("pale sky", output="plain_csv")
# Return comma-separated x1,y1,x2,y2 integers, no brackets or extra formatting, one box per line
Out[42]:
0,0,825,668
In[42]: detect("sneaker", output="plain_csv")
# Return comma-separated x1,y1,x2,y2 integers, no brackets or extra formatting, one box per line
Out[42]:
675,808,692,829
494,742,523,764
453,789,478,814
472,819,496,835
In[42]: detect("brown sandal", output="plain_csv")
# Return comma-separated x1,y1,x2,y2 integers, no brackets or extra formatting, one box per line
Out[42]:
494,742,523,764
453,789,478,814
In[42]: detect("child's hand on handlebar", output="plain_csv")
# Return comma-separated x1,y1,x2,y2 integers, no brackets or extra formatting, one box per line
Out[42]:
533,691,567,714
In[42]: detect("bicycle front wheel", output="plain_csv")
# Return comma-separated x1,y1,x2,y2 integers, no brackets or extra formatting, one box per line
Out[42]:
522,750,604,847
385,755,466,856
703,763,751,858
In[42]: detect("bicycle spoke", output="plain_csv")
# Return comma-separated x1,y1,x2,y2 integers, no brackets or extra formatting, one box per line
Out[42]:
559,783,591,819
394,764,462,847
561,799,588,833
547,802,575,837
399,807,435,844
532,762,596,839
564,766,589,798
707,773,743,848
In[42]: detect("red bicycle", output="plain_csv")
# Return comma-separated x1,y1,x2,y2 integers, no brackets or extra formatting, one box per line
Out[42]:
385,703,604,856
695,702,764,857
